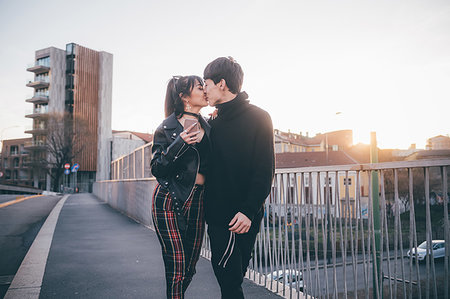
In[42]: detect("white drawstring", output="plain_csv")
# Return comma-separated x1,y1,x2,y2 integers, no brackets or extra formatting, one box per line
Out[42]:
218,231,235,268
222,232,235,268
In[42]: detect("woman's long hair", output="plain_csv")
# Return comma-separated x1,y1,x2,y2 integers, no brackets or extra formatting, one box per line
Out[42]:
164,75,203,117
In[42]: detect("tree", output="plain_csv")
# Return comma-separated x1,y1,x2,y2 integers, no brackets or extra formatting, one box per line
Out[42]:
37,112,87,191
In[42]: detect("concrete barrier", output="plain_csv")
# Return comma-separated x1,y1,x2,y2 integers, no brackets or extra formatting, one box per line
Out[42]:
93,179,158,229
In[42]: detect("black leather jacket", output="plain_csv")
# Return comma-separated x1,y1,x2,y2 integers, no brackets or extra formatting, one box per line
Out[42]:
151,113,210,207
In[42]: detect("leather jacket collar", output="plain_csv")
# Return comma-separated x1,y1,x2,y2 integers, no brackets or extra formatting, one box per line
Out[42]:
163,112,211,138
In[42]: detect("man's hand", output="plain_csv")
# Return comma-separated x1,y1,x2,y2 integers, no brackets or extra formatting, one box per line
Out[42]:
229,212,251,234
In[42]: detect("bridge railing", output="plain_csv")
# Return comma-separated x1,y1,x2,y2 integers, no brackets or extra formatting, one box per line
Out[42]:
104,145,449,298
240,160,449,299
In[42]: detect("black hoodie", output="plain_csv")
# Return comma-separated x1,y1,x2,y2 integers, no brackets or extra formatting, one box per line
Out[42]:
205,92,275,227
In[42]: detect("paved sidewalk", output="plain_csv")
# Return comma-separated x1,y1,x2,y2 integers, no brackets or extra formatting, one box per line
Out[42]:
7,193,282,299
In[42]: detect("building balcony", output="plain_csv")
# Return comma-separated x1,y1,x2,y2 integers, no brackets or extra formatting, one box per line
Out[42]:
24,141,46,150
26,64,50,74
25,108,49,119
26,95,49,104
24,127,47,135
26,80,49,89
22,159,46,167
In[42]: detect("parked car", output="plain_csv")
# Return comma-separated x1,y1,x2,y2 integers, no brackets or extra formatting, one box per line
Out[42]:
267,269,304,290
407,240,446,261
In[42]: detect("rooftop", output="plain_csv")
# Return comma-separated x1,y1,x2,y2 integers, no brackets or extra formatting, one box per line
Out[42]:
275,151,358,168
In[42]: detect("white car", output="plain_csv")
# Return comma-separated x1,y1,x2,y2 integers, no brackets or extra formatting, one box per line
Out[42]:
407,240,446,261
267,269,304,290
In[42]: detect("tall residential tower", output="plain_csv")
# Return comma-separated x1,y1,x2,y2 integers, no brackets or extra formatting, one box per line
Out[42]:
25,43,112,192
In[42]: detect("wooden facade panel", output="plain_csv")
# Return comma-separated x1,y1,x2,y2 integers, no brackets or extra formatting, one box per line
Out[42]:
73,46,99,172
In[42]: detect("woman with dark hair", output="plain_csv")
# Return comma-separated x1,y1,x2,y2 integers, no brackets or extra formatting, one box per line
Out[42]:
151,75,210,299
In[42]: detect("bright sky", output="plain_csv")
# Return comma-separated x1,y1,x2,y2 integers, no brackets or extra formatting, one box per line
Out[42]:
1,0,449,149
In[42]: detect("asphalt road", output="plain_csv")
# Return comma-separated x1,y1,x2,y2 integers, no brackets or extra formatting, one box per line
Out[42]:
0,194,61,298
0,195,23,205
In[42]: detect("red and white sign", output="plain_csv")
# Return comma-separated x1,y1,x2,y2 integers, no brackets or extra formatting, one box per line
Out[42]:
64,163,70,169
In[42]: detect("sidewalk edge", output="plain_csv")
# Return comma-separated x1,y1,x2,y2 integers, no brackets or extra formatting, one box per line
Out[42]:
4,194,70,299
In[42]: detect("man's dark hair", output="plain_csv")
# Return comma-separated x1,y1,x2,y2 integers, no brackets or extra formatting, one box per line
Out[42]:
203,57,244,94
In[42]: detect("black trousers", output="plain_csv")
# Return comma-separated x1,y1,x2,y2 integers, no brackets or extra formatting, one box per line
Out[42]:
207,213,262,299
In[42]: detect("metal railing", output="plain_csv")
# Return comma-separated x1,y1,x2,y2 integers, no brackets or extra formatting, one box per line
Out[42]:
24,140,46,147
108,144,449,298
110,143,152,180
243,161,449,299
25,106,49,115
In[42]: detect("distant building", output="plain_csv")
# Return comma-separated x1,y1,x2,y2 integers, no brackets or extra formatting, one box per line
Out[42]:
0,138,36,187
274,129,353,154
25,43,113,192
112,130,153,161
275,151,358,168
405,149,450,161
274,151,366,218
392,144,422,158
426,135,450,150
345,143,397,163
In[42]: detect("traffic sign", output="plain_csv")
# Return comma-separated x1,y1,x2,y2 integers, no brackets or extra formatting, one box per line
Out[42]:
71,163,80,172
64,169,70,175
64,163,70,169
0,171,3,178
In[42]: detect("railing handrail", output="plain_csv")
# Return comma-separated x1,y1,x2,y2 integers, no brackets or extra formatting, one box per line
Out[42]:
275,158,450,174
111,142,152,163
96,177,156,183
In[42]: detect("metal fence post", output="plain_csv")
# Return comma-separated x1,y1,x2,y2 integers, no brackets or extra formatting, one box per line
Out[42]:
371,132,382,299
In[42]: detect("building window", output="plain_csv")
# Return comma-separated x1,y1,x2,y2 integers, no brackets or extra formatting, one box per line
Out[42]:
36,56,50,67
5,170,11,179
19,170,28,180
35,73,49,82
323,177,332,185
20,144,29,155
13,158,20,168
10,145,19,155
3,158,8,168
36,88,49,97
66,43,76,55
34,104,48,114
344,178,352,185
34,119,47,130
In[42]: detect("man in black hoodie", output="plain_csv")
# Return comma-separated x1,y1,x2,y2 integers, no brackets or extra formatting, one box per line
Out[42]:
203,57,275,299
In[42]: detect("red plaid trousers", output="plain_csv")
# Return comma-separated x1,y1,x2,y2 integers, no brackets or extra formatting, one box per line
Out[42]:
152,184,205,299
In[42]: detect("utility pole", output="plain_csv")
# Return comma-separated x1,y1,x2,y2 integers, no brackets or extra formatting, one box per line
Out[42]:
371,132,382,299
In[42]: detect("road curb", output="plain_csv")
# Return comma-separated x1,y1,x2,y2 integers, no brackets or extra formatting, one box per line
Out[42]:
4,194,70,299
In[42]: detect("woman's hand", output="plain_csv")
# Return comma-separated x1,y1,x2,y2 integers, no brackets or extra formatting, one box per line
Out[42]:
180,122,200,145
209,109,218,120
